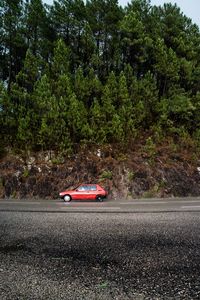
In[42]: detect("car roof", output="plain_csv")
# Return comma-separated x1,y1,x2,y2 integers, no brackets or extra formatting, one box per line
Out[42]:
79,184,98,186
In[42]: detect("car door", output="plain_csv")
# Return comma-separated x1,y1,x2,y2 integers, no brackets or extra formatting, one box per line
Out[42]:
87,185,97,200
73,185,87,200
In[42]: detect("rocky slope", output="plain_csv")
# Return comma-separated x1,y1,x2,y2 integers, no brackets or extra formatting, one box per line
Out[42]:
1,141,200,200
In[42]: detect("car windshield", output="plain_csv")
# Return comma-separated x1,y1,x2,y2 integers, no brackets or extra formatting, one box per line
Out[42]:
77,185,86,191
73,185,81,190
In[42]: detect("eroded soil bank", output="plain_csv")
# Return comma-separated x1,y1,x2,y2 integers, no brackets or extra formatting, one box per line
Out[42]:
1,142,200,200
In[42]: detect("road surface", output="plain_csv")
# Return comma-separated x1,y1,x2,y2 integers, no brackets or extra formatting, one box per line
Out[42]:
1,197,200,212
0,198,200,299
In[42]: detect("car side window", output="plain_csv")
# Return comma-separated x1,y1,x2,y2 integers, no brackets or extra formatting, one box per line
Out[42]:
77,185,97,191
90,185,97,191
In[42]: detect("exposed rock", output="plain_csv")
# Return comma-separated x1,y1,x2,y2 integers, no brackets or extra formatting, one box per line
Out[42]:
0,146,200,199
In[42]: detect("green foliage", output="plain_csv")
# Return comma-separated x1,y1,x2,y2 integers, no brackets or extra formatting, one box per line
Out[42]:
0,0,200,153
194,129,200,149
120,9,149,72
98,281,109,289
142,183,161,198
99,170,113,181
144,137,157,158
116,153,128,162
22,168,29,178
151,125,164,144
90,98,106,143
127,171,135,181
52,39,70,76
118,72,136,139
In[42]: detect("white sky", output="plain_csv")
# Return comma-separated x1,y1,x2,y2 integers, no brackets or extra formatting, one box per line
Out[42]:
43,0,200,28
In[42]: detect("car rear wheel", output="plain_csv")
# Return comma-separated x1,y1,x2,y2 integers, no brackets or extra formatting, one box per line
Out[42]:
63,195,71,202
96,195,104,202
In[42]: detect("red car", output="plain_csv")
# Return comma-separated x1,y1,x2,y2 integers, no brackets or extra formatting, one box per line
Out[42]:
59,184,107,202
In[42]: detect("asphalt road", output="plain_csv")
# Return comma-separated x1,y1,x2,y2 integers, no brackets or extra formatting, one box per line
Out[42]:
1,197,200,212
0,199,200,299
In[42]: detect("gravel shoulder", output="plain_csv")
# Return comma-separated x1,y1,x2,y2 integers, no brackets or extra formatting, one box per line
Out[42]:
0,212,200,299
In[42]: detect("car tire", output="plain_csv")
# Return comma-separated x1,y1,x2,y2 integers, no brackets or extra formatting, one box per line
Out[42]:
63,195,71,202
96,195,104,202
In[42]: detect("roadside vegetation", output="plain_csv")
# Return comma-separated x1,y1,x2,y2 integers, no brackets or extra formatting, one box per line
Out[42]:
0,0,200,158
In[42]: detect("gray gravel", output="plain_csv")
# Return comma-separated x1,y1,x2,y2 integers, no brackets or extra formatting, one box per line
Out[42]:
0,212,200,299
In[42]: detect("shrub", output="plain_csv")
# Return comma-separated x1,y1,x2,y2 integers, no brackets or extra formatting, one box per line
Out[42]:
99,170,113,181
144,137,157,158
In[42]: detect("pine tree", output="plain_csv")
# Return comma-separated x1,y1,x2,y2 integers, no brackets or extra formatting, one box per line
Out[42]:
118,72,136,139
0,0,25,90
74,66,89,103
67,93,90,142
154,38,180,97
86,0,123,78
51,39,70,77
84,68,102,108
0,82,13,145
9,49,41,148
24,0,50,57
120,8,150,76
90,98,106,142
34,74,72,152
137,71,158,127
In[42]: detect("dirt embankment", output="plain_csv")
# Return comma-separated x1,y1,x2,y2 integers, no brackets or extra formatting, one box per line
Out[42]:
1,143,200,200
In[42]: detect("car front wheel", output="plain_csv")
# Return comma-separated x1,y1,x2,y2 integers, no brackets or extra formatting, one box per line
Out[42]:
63,195,71,202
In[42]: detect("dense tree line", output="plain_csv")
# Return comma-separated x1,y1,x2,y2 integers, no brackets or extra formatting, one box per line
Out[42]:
0,0,200,153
